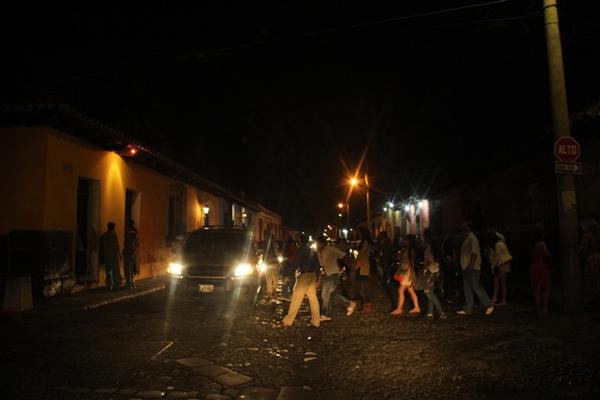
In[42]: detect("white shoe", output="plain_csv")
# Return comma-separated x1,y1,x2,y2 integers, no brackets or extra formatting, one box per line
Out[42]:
456,310,470,316
485,306,495,315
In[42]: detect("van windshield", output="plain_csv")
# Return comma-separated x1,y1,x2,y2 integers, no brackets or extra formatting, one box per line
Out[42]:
183,232,251,264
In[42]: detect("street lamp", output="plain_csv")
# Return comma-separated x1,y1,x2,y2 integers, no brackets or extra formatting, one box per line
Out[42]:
337,202,350,233
203,206,210,226
347,174,371,236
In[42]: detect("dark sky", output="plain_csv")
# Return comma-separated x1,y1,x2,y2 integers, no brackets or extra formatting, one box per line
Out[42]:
4,1,600,231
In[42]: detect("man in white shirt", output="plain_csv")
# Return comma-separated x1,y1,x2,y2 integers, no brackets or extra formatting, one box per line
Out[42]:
316,236,347,321
457,222,494,316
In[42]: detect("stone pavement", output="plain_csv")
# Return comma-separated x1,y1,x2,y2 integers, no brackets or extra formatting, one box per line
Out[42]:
3,275,600,399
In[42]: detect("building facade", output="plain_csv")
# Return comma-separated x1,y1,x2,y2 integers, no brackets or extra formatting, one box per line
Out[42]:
0,107,284,301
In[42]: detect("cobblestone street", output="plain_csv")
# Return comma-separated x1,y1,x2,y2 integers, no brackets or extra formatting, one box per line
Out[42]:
2,279,600,400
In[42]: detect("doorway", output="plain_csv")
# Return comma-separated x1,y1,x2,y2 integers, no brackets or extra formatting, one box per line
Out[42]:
125,189,141,228
75,178,100,282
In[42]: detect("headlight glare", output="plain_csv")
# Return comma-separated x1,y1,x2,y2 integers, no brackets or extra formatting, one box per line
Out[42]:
168,262,183,275
234,263,254,277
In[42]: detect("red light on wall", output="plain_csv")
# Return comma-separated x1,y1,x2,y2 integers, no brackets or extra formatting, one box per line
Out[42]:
129,148,137,155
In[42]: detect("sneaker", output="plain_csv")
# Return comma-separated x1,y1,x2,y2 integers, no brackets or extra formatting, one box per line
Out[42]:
485,305,495,315
320,315,332,322
456,310,470,316
426,313,434,320
439,313,448,320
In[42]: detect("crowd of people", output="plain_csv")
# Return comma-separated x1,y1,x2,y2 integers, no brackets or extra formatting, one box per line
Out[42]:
271,216,600,328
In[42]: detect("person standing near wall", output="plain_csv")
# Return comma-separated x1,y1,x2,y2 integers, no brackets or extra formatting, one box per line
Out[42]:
123,219,139,289
100,222,121,290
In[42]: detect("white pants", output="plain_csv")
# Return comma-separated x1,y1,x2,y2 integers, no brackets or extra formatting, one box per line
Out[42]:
282,272,320,327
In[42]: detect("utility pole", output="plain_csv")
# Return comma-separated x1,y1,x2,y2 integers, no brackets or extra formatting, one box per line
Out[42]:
544,0,581,315
365,174,372,236
347,203,350,232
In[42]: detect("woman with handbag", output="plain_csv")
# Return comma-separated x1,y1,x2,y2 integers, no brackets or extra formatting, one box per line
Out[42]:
390,235,421,316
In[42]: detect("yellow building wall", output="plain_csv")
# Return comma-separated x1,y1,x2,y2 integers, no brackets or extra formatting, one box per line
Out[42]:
2,127,232,288
41,132,175,284
0,127,49,233
186,188,222,231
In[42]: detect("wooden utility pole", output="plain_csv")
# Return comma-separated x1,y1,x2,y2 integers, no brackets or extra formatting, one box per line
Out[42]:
543,0,582,315
365,174,372,236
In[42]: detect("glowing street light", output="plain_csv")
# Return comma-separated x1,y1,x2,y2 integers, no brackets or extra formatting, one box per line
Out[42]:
203,206,210,226
347,174,371,236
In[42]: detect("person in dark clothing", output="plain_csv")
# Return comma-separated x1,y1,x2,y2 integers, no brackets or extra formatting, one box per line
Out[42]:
376,231,397,311
280,234,321,328
280,234,298,300
123,219,139,289
100,222,121,290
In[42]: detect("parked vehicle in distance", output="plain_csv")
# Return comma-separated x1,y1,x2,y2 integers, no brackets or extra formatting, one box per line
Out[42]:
167,227,260,303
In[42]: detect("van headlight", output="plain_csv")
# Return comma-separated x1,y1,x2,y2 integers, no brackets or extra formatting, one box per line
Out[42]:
234,263,254,277
168,262,183,276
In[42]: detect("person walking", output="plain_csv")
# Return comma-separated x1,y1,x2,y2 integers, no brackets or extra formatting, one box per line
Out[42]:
123,219,139,289
100,222,121,290
457,222,494,316
280,234,321,328
422,229,446,320
530,229,552,315
376,231,397,311
441,230,462,304
280,234,297,300
261,234,280,302
353,227,374,313
316,235,347,321
390,235,421,316
489,230,512,306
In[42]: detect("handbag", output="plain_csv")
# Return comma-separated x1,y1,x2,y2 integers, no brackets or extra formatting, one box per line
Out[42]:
393,272,404,283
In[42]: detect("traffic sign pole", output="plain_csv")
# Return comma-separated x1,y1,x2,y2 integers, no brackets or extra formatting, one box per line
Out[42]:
544,0,581,316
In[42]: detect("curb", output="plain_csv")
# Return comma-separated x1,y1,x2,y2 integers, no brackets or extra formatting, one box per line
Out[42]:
83,285,166,310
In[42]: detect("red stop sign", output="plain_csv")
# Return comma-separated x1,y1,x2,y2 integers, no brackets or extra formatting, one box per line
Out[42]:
554,137,580,162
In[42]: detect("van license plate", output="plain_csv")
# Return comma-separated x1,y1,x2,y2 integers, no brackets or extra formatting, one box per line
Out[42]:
198,284,214,293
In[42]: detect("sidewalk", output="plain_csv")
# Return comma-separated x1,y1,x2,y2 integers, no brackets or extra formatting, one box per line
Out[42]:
23,276,166,316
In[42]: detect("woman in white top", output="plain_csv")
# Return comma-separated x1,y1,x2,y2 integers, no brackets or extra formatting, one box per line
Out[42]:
489,231,512,306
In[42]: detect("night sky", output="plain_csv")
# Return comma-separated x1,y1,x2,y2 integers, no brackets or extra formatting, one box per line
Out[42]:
3,1,599,231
